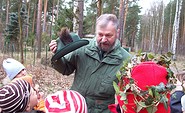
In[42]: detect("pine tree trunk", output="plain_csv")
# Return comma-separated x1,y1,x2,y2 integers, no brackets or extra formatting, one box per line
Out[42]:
6,0,9,29
97,0,102,17
73,0,79,33
118,0,125,46
26,1,30,41
56,0,59,20
0,1,3,51
78,0,84,37
168,0,172,52
50,0,54,39
157,2,164,54
43,0,48,32
32,0,36,34
18,0,24,63
36,0,42,58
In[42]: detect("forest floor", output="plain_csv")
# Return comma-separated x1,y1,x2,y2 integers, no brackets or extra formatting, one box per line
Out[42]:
0,52,185,98
0,53,74,97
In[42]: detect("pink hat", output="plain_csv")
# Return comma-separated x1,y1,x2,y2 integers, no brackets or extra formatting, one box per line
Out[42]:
45,90,87,113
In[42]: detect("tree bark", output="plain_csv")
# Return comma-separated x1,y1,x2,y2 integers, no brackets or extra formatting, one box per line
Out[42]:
36,0,42,58
56,0,59,20
118,0,125,46
171,0,183,60
43,0,48,32
26,1,30,41
78,0,84,37
157,2,164,54
32,0,37,34
0,1,3,51
6,0,9,33
18,0,24,63
73,0,79,33
97,0,102,17
167,0,173,52
50,0,54,39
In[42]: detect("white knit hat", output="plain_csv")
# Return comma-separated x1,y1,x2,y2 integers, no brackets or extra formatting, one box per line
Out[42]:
3,58,25,80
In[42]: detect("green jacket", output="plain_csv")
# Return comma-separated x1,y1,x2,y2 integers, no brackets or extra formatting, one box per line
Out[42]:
52,38,131,113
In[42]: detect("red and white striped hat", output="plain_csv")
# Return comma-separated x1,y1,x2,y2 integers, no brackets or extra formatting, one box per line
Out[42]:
45,90,87,113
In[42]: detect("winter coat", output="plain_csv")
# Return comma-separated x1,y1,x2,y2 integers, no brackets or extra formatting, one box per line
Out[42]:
170,91,185,113
51,38,131,113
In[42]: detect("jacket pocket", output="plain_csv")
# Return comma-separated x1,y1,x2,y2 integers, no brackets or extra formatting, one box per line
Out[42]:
99,75,117,96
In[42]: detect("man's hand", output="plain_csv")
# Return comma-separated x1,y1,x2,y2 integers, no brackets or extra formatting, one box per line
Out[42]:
49,40,57,53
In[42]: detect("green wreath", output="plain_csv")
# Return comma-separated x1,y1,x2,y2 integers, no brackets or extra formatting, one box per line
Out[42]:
113,52,177,113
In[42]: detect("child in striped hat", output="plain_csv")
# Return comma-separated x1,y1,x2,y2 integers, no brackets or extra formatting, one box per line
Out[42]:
2,58,45,112
0,79,44,113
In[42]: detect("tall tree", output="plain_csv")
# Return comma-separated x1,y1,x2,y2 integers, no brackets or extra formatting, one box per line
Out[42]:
18,0,24,63
167,0,173,52
171,0,183,60
43,0,48,32
97,0,102,16
118,0,126,46
36,0,42,58
32,0,37,34
56,0,59,20
125,2,140,51
6,0,9,29
26,1,30,40
49,0,55,39
0,0,4,50
157,1,164,53
78,0,84,37
73,0,79,33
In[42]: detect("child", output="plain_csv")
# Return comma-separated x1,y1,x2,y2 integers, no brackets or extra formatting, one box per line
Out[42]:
3,58,27,80
2,58,45,112
0,79,44,113
109,61,174,113
171,71,185,113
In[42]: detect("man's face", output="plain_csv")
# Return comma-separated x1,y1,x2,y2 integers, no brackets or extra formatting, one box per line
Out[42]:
96,21,118,52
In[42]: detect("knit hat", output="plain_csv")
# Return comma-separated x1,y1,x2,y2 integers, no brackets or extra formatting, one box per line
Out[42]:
3,58,25,80
45,90,88,113
131,61,168,90
0,79,31,112
117,61,170,113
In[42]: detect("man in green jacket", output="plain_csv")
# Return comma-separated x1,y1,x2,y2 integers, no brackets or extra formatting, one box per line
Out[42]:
49,13,131,113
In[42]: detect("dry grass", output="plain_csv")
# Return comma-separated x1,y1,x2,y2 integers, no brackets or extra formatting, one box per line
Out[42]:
170,55,185,74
